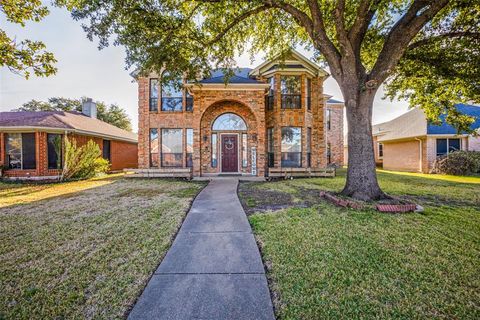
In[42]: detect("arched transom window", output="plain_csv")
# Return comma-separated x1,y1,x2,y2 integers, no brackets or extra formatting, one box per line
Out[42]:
212,113,247,131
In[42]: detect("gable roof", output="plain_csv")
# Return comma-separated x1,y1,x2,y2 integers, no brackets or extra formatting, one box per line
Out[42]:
373,108,427,142
249,49,329,78
0,111,137,143
427,104,480,134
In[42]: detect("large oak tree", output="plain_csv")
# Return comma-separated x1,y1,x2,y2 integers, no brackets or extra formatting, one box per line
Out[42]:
63,0,479,200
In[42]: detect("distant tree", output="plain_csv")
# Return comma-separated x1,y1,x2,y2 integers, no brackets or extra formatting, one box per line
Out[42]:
0,0,57,78
16,97,133,131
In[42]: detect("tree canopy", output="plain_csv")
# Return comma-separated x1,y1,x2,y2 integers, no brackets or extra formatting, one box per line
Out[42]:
1,0,57,78
61,0,480,199
15,97,133,131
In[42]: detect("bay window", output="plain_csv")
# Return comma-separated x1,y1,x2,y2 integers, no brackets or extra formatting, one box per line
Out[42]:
281,127,302,167
281,76,301,109
186,129,193,167
161,129,183,167
150,129,159,167
267,127,274,167
149,78,159,111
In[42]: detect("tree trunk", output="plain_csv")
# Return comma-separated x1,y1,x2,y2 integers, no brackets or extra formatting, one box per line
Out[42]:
341,89,387,201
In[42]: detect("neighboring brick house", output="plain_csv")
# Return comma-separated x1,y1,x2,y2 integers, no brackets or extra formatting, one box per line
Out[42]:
370,104,480,173
0,100,138,179
135,50,344,177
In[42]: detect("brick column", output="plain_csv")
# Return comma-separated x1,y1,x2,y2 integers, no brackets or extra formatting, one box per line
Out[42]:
137,77,149,168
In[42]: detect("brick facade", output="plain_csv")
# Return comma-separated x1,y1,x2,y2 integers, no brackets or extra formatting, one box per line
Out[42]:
0,131,137,178
325,102,344,166
137,55,345,177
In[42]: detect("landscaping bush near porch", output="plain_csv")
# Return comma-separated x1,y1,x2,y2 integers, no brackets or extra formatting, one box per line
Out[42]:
0,176,205,319
240,170,480,319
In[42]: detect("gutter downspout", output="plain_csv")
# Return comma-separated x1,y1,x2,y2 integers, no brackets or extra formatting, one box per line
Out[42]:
414,137,423,173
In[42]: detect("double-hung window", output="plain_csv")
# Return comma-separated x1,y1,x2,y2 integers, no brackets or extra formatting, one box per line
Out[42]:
280,76,301,109
436,138,461,156
161,73,184,112
161,129,183,167
5,133,36,169
281,127,302,167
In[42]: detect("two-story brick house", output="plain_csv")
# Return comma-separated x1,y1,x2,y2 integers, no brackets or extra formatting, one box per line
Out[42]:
135,50,344,177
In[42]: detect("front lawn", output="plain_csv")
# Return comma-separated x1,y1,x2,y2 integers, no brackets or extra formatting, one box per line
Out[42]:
239,170,480,319
0,175,205,319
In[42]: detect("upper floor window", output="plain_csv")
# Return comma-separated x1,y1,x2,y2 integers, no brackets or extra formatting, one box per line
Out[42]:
149,78,159,111
436,138,460,156
281,76,301,109
266,77,274,111
307,78,312,111
161,73,183,112
281,127,302,167
326,109,331,130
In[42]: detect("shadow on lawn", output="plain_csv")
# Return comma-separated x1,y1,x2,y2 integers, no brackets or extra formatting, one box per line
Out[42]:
239,170,480,214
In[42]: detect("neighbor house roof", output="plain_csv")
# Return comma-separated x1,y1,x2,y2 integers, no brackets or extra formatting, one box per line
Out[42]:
0,111,137,143
427,103,480,134
327,98,344,104
373,108,427,142
373,103,480,142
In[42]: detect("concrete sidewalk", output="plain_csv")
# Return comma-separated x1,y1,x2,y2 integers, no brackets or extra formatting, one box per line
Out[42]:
128,179,275,320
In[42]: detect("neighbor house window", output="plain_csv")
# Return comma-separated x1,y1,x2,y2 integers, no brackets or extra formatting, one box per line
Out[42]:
266,77,274,110
436,138,461,156
306,128,312,167
186,128,193,167
161,73,183,112
307,78,312,111
149,128,159,167
161,129,183,167
280,75,301,109
326,109,331,130
149,78,159,111
5,133,36,170
281,127,302,167
378,143,384,158
267,127,274,167
102,140,111,162
47,133,63,169
211,133,218,167
242,133,248,167
327,143,332,164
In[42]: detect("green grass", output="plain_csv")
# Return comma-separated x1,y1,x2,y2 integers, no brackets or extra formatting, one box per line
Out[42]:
242,169,480,319
0,176,205,319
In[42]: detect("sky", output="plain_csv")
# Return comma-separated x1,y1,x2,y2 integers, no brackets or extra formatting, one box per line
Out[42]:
0,5,410,133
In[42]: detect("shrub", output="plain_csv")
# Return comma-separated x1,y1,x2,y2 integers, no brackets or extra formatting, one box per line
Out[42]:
61,138,110,180
432,151,480,175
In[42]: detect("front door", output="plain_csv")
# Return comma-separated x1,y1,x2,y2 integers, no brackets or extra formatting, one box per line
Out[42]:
221,135,238,172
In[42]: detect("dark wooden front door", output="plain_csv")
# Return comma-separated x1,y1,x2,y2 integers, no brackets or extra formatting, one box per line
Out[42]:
221,135,238,172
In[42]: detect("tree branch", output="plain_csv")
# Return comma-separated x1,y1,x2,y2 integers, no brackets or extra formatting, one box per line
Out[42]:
408,31,480,50
348,0,381,55
370,0,451,84
208,4,272,45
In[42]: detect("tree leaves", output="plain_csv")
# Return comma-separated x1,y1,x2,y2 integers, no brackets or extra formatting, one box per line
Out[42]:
0,0,57,78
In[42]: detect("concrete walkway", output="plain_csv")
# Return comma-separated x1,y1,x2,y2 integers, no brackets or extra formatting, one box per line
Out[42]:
128,179,275,320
